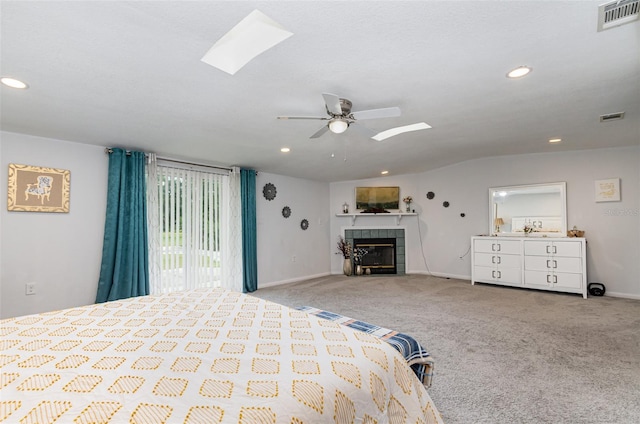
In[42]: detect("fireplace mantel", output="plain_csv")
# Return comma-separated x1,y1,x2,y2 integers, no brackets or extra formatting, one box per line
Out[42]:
336,212,417,226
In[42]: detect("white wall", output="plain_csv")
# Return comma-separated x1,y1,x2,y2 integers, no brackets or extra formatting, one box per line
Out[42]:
330,146,640,298
1,132,108,318
256,172,331,287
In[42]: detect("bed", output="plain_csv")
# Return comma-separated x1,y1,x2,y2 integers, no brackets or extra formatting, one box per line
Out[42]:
0,287,443,423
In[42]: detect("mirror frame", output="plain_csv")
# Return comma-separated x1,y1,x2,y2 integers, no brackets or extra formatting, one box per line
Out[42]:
489,182,567,237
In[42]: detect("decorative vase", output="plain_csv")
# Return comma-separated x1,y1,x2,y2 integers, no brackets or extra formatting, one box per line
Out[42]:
405,204,411,212
343,258,352,276
356,265,363,276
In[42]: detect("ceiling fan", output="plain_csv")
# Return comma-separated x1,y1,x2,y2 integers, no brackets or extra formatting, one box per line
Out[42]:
277,93,402,139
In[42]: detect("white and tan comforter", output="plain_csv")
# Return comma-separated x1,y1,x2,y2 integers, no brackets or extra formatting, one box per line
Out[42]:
0,288,443,423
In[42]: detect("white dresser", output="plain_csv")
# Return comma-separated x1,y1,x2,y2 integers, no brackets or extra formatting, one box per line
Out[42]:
471,236,587,298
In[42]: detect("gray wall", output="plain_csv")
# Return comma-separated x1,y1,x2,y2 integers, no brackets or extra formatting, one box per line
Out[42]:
1,130,637,320
1,131,108,318
256,172,331,287
330,146,640,299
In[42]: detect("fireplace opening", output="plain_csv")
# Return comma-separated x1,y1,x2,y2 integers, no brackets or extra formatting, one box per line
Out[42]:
353,238,396,274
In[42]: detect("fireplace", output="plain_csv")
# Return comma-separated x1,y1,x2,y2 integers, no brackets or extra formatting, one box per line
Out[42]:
354,238,396,274
344,228,405,275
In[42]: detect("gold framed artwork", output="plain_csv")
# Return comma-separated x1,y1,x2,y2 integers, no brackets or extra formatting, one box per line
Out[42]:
7,163,70,212
595,178,620,202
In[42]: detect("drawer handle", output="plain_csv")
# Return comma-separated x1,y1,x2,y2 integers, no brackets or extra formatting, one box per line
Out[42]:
546,245,551,254
553,275,558,284
496,271,501,279
546,259,551,269
497,256,501,264
553,260,557,269
553,246,557,254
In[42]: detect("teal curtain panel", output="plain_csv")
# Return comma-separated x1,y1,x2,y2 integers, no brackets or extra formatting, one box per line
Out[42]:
241,169,257,292
96,148,149,303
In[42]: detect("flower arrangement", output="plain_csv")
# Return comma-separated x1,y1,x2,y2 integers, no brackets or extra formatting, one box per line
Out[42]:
336,236,352,258
352,247,369,264
403,195,413,212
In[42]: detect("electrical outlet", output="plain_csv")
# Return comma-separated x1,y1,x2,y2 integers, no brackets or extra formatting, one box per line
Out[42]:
25,283,36,295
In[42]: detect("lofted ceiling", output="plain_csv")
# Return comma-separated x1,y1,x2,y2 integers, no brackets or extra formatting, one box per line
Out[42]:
1,1,638,182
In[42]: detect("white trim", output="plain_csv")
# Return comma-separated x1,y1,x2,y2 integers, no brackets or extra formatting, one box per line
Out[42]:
603,291,640,300
258,272,331,289
410,271,472,281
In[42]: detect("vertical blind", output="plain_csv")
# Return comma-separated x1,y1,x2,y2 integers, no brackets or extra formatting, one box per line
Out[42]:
151,165,227,294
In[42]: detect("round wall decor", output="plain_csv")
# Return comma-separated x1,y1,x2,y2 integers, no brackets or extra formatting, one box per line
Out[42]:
300,219,309,230
426,191,435,200
282,206,291,218
460,213,466,218
443,201,450,208
262,183,277,201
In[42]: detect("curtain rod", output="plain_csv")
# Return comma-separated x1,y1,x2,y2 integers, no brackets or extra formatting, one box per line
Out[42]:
105,148,234,172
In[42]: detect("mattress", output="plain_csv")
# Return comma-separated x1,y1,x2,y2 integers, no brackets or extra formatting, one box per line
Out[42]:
0,287,444,423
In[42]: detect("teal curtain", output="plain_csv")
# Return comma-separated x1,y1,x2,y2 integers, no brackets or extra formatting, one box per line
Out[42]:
241,169,257,292
96,148,149,303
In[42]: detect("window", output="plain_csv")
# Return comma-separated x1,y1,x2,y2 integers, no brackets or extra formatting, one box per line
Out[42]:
147,159,242,294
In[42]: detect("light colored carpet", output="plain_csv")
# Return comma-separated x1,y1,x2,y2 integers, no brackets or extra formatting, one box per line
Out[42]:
252,274,640,424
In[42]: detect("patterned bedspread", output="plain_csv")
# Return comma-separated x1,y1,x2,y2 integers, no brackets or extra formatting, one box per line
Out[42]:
0,288,444,423
297,306,434,389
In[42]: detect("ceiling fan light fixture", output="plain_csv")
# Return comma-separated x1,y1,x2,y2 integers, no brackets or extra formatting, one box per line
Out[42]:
507,66,532,78
373,122,431,141
329,119,349,134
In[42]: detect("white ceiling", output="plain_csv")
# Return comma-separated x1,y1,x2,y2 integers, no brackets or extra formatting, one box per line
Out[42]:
1,1,638,182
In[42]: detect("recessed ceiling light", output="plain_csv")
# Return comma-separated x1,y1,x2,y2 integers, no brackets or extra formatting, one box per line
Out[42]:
1,77,28,89
381,171,389,175
506,66,532,79
548,138,562,143
280,147,290,153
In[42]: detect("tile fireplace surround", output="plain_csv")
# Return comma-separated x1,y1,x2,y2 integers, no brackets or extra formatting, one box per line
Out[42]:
344,228,405,275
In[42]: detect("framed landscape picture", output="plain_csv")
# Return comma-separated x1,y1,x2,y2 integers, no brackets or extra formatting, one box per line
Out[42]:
355,186,400,210
7,163,70,212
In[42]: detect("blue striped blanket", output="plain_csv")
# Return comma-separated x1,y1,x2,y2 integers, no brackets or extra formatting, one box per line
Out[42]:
297,306,434,388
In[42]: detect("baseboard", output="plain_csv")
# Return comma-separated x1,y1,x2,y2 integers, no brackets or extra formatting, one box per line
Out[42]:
604,291,640,300
409,270,471,281
258,272,332,289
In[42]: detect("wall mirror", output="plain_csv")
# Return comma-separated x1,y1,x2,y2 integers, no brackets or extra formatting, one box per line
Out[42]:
489,182,567,237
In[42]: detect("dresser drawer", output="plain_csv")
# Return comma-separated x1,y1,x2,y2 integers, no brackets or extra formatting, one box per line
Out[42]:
474,252,521,268
524,256,582,273
524,240,582,257
474,239,521,255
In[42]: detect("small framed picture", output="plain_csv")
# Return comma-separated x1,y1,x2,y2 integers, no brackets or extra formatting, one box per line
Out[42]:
594,178,620,202
7,163,70,212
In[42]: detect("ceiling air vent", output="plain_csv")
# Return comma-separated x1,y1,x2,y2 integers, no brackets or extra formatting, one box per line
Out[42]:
599,112,625,122
597,0,639,31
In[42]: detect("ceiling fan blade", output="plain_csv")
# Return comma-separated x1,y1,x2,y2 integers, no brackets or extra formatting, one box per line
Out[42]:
310,125,330,139
352,106,401,120
350,122,376,138
372,122,432,141
277,116,329,120
322,93,343,115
